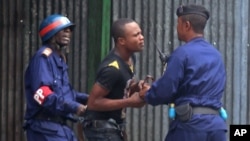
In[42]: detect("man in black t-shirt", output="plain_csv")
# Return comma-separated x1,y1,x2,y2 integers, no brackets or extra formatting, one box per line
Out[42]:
83,18,145,141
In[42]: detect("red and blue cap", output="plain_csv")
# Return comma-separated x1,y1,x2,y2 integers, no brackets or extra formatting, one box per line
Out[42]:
39,14,75,42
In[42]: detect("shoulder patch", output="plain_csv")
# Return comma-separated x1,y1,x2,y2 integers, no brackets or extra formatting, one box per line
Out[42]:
108,60,119,69
42,48,52,57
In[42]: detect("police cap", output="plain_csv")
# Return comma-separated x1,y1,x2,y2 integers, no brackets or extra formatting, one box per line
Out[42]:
176,4,209,20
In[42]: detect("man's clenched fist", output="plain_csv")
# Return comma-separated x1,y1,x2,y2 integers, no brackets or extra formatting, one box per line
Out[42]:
76,104,87,116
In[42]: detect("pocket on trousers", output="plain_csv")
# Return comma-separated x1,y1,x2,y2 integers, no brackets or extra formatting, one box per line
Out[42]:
29,121,59,135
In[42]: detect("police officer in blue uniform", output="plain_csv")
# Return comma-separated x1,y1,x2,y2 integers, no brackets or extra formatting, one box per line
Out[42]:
23,14,88,141
137,4,228,141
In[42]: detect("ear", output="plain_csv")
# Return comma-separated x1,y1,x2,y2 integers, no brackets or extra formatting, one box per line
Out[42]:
185,21,192,31
118,37,126,45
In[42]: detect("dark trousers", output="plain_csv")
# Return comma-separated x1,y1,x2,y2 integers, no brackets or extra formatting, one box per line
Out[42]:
83,127,123,141
25,120,77,141
165,129,227,141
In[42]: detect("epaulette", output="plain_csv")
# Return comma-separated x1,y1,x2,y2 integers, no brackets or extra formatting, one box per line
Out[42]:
42,48,52,57
108,60,119,69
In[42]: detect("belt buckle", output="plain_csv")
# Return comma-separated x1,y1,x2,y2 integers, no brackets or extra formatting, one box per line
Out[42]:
93,120,97,128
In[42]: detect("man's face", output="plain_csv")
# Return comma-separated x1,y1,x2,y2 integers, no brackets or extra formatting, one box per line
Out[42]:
54,27,72,46
177,17,185,41
121,22,144,52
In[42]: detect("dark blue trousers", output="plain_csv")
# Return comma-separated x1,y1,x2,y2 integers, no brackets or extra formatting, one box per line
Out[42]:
165,129,227,141
165,114,227,141
25,120,77,141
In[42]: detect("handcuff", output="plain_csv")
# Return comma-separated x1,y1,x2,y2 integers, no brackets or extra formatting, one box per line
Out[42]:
142,75,154,85
139,75,155,100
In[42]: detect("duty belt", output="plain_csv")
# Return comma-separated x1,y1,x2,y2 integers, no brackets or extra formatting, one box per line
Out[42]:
174,103,219,122
35,113,67,125
192,107,219,115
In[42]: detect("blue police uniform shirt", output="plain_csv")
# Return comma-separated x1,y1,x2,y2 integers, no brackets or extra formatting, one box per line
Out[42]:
24,46,88,121
145,37,227,131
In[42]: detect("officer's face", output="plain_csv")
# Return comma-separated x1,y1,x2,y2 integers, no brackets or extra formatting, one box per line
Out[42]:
177,17,185,41
54,27,72,46
121,22,144,52
177,17,192,42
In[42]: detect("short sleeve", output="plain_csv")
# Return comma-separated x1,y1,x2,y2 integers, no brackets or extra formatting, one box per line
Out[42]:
96,66,120,91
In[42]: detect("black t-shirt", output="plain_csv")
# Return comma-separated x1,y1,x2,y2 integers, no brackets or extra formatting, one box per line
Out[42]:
85,50,136,124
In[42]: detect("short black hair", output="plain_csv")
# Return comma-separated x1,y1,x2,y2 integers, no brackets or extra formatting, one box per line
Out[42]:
111,18,135,43
181,14,208,33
